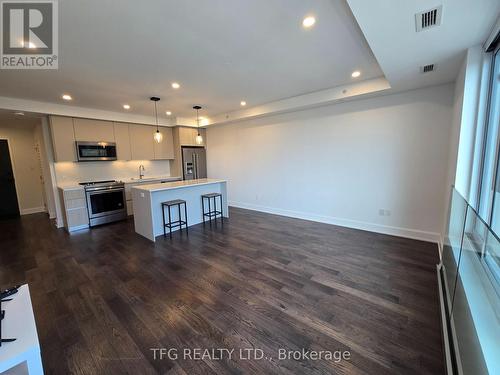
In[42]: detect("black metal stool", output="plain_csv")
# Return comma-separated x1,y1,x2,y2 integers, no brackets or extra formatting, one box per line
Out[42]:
201,193,223,225
161,199,188,238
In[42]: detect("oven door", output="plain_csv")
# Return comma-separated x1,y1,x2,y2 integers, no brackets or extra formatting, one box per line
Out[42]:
86,188,125,219
76,142,117,161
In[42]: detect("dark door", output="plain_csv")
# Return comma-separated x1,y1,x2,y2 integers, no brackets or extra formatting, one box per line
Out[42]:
0,140,20,219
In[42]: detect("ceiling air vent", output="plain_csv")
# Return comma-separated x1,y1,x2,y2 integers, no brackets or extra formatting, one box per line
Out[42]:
420,64,436,73
415,6,442,32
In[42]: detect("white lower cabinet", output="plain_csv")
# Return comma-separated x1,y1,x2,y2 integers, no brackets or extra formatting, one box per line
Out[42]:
59,187,89,231
125,177,181,216
59,178,181,227
126,200,134,216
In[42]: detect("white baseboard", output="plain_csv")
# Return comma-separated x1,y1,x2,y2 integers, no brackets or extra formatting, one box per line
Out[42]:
437,237,444,260
20,206,47,215
55,218,64,228
229,201,441,244
68,224,89,232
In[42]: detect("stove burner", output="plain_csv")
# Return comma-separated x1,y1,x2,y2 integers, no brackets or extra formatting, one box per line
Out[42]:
79,180,116,186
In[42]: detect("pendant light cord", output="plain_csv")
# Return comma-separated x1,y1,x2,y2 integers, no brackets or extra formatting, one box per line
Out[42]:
154,101,159,132
196,107,200,135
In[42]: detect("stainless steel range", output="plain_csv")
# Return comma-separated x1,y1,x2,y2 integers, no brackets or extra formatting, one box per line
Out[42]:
79,180,127,227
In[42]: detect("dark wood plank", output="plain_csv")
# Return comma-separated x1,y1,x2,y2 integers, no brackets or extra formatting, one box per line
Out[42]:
0,207,444,374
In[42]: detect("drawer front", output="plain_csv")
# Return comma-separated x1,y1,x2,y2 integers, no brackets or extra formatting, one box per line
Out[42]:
65,198,87,210
64,189,85,200
67,207,89,229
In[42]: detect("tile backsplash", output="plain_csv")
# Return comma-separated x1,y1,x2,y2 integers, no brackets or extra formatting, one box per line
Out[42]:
55,160,173,184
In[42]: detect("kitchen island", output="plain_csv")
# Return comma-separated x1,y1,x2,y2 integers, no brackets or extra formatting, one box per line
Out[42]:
132,178,228,241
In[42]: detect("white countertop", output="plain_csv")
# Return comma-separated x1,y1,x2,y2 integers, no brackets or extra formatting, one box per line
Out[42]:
57,183,84,191
120,176,181,184
0,284,43,374
58,176,181,190
132,178,226,193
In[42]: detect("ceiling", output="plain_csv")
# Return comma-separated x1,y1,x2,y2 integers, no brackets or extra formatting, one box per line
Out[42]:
0,109,42,127
0,0,383,119
347,0,500,92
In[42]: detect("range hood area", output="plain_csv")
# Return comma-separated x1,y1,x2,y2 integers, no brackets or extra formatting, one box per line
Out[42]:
76,141,117,161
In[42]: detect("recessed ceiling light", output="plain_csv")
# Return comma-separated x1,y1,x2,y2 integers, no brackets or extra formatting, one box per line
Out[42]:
123,104,130,110
14,111,25,116
171,82,180,89
302,16,316,28
166,111,172,116
20,39,36,48
240,101,247,106
351,71,361,78
62,94,72,101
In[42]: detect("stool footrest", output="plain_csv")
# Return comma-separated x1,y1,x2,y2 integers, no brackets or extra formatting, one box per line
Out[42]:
203,211,222,217
165,220,187,229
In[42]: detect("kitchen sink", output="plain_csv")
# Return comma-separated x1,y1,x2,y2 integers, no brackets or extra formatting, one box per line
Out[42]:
130,177,156,181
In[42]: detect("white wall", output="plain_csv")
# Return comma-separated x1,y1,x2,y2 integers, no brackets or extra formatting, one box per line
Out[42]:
34,121,56,218
206,84,455,242
40,116,64,224
0,119,46,214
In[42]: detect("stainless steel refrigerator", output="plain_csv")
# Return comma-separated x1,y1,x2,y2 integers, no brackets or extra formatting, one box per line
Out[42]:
182,146,207,180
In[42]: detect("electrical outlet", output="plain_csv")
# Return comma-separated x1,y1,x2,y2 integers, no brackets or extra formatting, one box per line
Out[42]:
379,209,391,216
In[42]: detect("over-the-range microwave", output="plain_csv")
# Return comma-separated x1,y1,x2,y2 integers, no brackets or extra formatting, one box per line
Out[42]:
76,141,117,161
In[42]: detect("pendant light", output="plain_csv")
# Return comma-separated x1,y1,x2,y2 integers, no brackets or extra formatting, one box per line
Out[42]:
151,96,163,143
193,105,203,145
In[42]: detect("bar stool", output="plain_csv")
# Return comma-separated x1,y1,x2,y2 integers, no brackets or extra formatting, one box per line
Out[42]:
201,193,223,225
161,199,188,238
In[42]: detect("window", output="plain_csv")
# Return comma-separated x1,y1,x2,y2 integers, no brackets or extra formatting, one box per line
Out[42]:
476,45,500,284
486,50,500,232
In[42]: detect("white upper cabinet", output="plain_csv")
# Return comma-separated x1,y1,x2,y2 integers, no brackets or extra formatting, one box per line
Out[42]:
49,117,175,162
49,116,77,162
73,118,115,142
113,122,132,160
129,124,155,160
153,127,174,159
178,127,205,146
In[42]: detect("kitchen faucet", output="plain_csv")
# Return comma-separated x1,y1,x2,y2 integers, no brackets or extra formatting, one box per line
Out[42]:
139,164,145,179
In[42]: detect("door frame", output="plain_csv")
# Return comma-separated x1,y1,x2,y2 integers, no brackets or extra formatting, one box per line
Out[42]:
0,137,22,215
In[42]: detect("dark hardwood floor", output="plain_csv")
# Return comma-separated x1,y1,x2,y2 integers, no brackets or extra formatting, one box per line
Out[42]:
0,207,444,375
